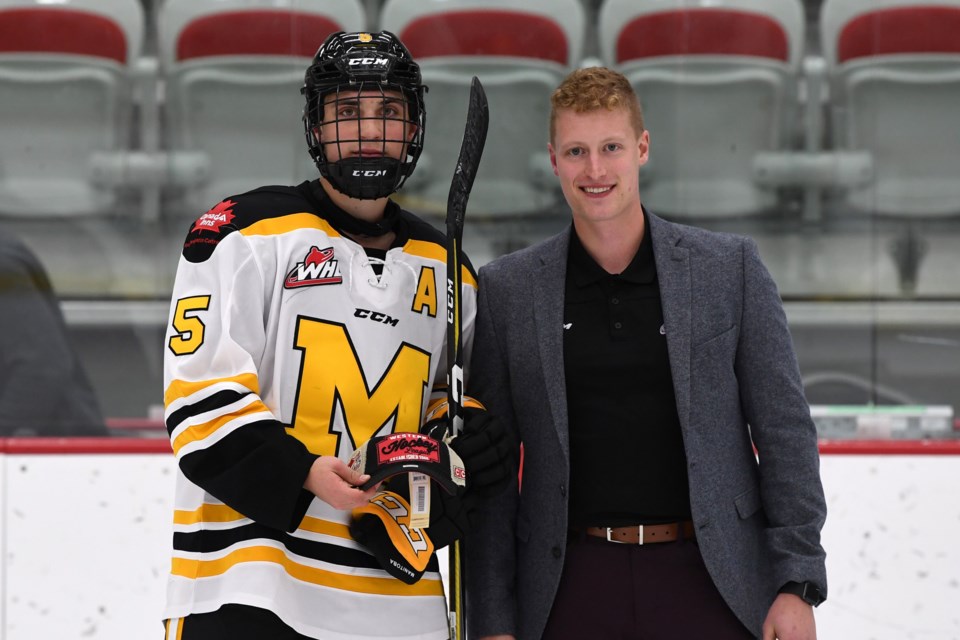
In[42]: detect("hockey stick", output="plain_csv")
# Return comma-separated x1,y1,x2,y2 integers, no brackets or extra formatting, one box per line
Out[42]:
445,76,488,640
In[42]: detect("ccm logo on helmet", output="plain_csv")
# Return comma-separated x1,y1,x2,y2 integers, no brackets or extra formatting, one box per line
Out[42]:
353,169,388,177
349,57,389,67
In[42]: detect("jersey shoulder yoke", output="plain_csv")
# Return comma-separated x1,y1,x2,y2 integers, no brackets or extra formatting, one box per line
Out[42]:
182,186,314,263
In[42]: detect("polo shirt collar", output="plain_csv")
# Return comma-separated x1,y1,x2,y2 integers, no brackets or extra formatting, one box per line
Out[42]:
568,209,656,287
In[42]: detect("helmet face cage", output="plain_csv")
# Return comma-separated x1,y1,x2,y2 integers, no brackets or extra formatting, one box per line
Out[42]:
302,31,426,200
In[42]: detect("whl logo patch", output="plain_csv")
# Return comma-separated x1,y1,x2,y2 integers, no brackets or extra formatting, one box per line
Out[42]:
285,246,342,288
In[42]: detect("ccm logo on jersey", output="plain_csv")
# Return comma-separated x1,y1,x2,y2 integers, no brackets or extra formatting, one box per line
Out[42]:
352,169,388,177
284,246,342,288
355,308,399,326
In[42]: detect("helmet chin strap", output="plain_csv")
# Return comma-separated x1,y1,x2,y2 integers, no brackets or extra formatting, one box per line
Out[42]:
322,156,406,201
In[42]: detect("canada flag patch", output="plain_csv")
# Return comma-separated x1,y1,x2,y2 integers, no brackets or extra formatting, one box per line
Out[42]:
285,246,343,288
192,200,236,233
183,200,239,263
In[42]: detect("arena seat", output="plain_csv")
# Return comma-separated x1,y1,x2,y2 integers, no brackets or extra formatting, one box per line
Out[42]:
598,0,805,219
380,0,585,218
820,0,960,217
0,0,143,217
157,0,365,217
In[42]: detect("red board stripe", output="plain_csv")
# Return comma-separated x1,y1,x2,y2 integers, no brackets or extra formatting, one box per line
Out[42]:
0,438,171,455
818,439,960,455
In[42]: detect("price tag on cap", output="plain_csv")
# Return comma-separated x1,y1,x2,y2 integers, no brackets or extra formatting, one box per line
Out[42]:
408,472,431,529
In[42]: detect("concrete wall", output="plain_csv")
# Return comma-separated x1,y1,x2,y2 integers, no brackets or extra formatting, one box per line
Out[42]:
0,439,957,639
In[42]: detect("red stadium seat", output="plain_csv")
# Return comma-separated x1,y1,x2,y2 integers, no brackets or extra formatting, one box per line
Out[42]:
599,0,806,219
821,0,960,217
0,6,128,62
158,0,365,216
173,10,340,61
0,0,144,217
380,0,585,218
613,10,790,63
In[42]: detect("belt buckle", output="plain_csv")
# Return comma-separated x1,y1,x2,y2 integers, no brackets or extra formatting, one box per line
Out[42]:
606,526,643,545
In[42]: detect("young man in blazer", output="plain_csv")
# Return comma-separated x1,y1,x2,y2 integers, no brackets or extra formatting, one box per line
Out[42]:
465,67,827,640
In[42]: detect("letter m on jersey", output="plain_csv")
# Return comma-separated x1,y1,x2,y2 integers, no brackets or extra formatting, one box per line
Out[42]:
289,318,430,456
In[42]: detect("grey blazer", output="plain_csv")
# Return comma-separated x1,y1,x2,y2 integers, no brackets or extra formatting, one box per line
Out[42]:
465,213,827,639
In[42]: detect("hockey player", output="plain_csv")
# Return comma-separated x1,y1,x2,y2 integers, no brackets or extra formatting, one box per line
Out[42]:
162,31,511,640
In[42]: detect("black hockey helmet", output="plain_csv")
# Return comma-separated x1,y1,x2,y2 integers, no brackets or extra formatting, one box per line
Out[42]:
302,31,426,200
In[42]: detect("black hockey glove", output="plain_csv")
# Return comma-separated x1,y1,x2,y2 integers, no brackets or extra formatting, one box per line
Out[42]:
422,406,515,498
384,474,478,550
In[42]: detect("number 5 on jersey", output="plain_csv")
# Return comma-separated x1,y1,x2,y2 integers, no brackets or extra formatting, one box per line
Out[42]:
168,295,211,355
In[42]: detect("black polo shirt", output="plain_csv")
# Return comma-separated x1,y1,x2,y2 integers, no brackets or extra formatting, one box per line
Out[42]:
563,216,691,527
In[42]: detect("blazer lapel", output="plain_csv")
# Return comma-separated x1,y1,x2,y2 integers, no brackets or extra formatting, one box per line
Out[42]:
531,229,571,459
649,214,692,430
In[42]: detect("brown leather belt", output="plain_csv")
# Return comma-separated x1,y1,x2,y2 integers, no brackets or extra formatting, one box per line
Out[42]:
582,521,695,545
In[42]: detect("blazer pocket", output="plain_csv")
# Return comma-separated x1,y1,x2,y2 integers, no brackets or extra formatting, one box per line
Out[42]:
734,486,762,520
692,323,738,351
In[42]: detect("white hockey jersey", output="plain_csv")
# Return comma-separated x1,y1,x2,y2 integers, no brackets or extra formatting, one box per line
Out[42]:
162,182,477,640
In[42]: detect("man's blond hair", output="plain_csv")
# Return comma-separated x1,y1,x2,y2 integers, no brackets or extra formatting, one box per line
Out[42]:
549,67,644,143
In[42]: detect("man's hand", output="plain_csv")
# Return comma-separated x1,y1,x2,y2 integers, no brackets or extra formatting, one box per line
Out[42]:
304,456,379,510
762,593,817,640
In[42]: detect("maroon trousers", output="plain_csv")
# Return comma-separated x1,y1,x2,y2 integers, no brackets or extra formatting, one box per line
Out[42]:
541,533,756,640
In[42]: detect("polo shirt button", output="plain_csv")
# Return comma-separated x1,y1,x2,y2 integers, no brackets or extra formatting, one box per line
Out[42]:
614,322,623,329
552,547,562,559
611,297,620,305
559,484,566,496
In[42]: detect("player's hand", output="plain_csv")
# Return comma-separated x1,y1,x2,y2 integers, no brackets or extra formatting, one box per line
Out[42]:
304,456,380,510
454,408,514,495
762,592,817,640
422,407,514,496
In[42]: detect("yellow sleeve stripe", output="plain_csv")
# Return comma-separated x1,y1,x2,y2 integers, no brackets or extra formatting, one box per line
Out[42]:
404,239,478,289
173,503,248,525
171,398,271,455
164,373,261,407
171,545,444,596
240,213,340,238
298,516,353,539
172,508,353,542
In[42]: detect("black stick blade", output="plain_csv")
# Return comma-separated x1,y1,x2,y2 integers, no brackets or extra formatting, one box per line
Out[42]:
446,77,489,236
